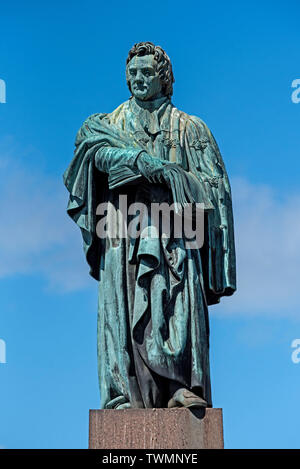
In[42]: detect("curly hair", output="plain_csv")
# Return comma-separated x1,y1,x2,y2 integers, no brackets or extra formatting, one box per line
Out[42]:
126,42,175,98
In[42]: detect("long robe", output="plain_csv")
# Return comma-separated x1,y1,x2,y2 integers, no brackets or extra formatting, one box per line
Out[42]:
63,97,236,409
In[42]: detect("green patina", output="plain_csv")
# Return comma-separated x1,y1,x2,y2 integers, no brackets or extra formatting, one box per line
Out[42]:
64,42,236,409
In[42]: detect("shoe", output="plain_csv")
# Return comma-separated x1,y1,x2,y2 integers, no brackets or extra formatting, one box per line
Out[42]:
115,402,131,409
167,388,208,409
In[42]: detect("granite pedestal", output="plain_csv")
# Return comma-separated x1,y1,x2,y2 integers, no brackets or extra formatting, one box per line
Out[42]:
89,408,224,449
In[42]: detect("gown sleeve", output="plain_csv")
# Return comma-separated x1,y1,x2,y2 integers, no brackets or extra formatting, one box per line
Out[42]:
182,116,237,304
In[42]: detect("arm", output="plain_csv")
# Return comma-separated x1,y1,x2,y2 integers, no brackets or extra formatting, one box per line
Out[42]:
95,146,144,174
78,113,168,181
96,145,169,183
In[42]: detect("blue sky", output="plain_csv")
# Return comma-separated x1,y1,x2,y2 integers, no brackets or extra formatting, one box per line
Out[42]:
0,0,300,449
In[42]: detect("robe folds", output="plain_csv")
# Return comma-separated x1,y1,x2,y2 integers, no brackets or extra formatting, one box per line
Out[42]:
63,97,236,409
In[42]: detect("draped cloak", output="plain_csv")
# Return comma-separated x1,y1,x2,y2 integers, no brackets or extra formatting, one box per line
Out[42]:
63,97,236,409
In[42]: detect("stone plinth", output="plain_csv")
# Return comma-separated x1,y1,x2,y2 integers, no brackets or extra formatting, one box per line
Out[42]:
89,408,224,449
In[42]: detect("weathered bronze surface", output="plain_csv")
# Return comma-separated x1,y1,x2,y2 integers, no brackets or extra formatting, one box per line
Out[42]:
64,42,236,409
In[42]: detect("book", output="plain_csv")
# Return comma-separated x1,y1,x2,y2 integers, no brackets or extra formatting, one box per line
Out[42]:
108,166,142,189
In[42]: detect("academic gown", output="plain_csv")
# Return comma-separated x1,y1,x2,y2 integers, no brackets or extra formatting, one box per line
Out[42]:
63,96,236,409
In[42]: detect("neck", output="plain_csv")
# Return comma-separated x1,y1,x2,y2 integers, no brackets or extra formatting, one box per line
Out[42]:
133,95,169,111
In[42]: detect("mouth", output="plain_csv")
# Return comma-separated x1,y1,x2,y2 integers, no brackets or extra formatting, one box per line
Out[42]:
134,84,147,91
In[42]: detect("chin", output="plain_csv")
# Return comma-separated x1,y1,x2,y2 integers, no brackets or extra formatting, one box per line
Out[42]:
133,93,148,101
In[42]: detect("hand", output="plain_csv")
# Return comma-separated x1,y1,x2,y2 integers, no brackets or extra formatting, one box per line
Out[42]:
136,152,165,183
160,163,181,187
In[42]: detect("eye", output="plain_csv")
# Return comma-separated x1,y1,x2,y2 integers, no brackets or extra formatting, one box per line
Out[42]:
129,69,136,76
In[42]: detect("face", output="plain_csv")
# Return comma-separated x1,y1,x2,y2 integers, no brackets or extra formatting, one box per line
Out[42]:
126,55,163,101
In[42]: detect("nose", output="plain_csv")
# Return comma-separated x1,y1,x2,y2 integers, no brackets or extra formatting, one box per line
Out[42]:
135,70,144,83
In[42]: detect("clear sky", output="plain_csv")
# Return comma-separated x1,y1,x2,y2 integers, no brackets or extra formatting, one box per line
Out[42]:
0,0,300,449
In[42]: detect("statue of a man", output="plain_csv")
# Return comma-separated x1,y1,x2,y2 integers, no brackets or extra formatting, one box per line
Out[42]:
64,42,236,410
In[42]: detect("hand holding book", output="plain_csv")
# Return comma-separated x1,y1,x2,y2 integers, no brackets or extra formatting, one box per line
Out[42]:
136,151,167,183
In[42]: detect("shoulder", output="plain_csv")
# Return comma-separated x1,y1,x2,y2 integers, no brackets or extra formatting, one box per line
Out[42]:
170,105,213,141
169,105,209,133
75,100,130,145
77,111,106,131
78,100,130,132
170,106,223,159
107,100,130,123
75,113,105,145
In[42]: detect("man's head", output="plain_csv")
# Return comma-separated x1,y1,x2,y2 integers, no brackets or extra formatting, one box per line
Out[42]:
126,42,174,101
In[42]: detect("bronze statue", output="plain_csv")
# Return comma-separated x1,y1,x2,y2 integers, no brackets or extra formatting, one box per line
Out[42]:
64,42,236,409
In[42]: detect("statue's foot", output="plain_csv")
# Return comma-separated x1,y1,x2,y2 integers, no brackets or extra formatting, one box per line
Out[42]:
115,402,131,410
167,388,207,409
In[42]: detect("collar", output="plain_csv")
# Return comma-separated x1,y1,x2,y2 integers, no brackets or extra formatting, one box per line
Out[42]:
129,96,171,135
131,95,170,113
